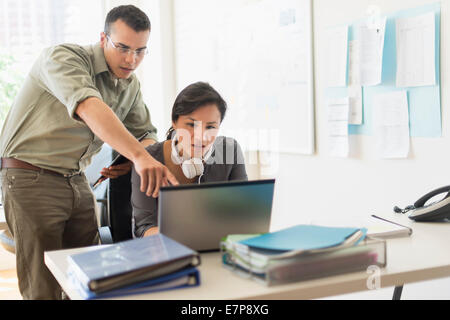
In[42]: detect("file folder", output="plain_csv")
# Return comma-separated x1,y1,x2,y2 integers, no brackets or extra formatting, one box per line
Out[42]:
237,224,367,255
221,238,386,286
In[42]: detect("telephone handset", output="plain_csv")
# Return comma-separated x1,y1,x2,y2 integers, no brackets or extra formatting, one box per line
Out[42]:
394,185,450,221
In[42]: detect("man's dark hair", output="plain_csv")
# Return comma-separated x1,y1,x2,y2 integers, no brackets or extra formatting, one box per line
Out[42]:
166,82,227,139
104,5,151,35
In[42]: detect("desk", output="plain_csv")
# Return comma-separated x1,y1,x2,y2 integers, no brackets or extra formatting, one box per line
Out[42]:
44,214,450,300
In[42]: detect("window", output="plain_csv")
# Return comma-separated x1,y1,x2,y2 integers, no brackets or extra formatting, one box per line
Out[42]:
0,0,104,129
0,0,167,141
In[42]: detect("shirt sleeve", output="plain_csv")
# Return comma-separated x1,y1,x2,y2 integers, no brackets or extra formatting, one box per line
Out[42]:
123,83,158,142
34,45,103,120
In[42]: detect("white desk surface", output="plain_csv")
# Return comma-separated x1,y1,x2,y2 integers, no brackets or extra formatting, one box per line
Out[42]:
44,214,450,300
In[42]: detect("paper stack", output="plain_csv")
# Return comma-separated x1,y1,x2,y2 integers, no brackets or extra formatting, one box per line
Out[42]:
221,225,386,286
67,234,201,299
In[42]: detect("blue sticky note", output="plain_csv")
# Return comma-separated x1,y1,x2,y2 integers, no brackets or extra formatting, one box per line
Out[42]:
239,225,366,252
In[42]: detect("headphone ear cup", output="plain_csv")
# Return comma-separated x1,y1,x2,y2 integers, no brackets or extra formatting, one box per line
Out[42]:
181,159,196,179
181,158,204,179
192,158,204,176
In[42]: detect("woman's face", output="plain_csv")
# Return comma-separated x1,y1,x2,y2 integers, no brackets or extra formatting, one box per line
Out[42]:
173,104,221,159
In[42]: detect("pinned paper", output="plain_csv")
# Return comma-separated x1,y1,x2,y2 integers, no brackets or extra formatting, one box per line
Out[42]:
396,12,436,87
373,90,410,159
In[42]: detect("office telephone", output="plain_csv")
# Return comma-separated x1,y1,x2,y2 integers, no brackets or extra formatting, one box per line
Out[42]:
394,185,450,221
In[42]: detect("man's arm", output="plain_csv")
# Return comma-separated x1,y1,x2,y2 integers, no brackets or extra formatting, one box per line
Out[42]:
76,97,178,197
141,138,157,147
99,138,157,180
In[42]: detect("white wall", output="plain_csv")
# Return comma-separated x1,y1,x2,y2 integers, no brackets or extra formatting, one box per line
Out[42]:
271,0,450,229
273,0,450,299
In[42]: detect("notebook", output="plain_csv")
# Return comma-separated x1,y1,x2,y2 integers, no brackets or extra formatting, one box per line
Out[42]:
307,215,413,239
366,215,412,238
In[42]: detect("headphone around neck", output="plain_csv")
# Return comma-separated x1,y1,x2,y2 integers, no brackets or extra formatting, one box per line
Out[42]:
171,137,214,181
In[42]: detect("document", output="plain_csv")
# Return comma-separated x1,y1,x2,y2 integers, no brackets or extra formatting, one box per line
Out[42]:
328,97,349,157
347,40,363,125
326,25,348,87
372,91,410,159
348,85,363,125
348,40,360,86
396,12,435,87
357,17,386,86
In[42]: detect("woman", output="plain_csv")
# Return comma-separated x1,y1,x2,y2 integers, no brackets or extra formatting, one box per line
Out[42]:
131,82,248,238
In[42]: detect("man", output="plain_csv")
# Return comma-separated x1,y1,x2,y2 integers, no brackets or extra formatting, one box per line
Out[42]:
0,5,178,299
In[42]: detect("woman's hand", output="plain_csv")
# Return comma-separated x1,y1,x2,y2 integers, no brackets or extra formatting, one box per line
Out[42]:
144,227,159,237
100,161,133,180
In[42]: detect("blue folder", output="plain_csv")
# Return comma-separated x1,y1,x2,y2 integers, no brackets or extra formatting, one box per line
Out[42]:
68,266,200,300
238,225,366,251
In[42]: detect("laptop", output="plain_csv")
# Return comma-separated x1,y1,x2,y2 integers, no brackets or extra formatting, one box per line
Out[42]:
158,179,275,252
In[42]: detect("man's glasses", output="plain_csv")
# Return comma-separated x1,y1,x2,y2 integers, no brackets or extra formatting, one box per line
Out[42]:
106,35,148,58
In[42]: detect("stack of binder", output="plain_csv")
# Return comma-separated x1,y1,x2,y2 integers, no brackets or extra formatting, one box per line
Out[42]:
66,234,201,299
221,225,386,286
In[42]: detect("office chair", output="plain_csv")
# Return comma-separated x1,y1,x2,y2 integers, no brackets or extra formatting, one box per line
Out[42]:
88,142,135,245
97,171,134,244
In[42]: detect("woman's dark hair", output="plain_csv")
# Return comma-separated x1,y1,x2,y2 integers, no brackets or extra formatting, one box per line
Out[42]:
104,5,151,35
167,82,227,139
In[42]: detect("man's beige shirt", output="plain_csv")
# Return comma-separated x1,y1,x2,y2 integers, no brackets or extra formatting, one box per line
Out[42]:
0,43,157,175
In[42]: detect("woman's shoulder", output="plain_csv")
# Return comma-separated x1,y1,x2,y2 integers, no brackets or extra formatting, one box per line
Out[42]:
144,141,165,162
209,136,245,165
214,136,241,148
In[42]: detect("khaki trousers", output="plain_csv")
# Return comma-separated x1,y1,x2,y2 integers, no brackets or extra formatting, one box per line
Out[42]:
0,168,99,300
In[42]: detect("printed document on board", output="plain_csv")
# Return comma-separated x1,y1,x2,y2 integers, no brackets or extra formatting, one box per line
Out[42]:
373,91,410,159
348,85,362,125
357,16,387,86
396,12,436,87
326,25,348,87
348,40,363,125
328,97,349,157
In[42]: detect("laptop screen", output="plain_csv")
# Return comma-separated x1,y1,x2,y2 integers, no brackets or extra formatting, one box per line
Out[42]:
158,179,275,252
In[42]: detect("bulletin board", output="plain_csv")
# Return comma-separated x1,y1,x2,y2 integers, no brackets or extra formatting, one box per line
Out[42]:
174,0,315,154
325,2,441,138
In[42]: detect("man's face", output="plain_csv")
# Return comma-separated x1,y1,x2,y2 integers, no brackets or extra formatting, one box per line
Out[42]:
100,19,150,79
